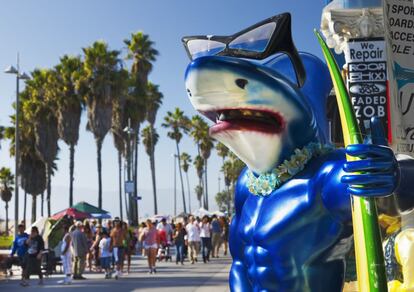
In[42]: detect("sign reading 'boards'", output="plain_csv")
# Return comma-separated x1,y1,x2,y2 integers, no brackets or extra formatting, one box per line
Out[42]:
383,0,414,155
344,38,388,137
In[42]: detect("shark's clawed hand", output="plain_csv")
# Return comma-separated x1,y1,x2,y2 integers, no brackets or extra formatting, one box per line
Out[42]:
341,117,398,198
341,144,398,197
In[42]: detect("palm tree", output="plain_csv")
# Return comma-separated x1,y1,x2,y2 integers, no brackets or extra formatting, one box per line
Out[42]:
24,69,59,217
180,152,192,213
193,155,204,208
222,153,245,213
141,83,163,215
190,115,212,208
0,126,4,149
18,89,47,223
20,152,47,223
162,108,190,213
190,115,208,155
124,32,159,85
111,68,129,220
216,142,229,208
215,190,231,211
195,185,203,209
78,41,121,212
122,78,146,224
216,142,229,167
200,137,214,209
124,32,159,224
0,167,14,235
53,55,84,207
141,125,159,214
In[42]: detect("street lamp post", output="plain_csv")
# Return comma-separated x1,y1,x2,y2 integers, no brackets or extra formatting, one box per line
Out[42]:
173,154,178,216
4,55,29,236
124,119,135,225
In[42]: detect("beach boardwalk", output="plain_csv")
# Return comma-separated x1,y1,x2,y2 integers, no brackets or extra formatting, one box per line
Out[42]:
0,253,231,292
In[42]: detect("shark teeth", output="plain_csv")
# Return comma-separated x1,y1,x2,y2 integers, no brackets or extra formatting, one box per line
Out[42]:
215,109,283,129
217,110,267,121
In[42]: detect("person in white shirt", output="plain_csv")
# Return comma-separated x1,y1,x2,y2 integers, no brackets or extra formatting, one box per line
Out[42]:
58,225,72,285
185,216,201,264
199,216,212,263
99,231,112,279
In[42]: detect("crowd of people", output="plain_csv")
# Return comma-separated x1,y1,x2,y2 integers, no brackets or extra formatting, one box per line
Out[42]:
7,214,230,286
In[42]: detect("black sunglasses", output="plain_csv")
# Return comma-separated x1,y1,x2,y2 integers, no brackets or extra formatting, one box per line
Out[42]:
182,13,306,88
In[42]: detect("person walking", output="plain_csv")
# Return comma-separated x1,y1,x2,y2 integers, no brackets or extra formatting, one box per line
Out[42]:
185,216,201,264
199,216,212,263
140,219,159,274
110,218,125,279
58,225,72,285
90,224,103,272
211,215,222,258
137,222,147,256
83,220,94,272
157,218,173,260
99,230,112,279
173,222,186,265
9,224,29,285
122,222,134,274
71,221,88,280
21,226,44,287
220,217,230,256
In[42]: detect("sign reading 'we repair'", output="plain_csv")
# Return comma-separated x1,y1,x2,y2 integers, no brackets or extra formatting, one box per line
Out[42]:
344,38,388,138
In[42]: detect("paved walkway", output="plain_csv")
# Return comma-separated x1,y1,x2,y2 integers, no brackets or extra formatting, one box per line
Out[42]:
0,255,231,292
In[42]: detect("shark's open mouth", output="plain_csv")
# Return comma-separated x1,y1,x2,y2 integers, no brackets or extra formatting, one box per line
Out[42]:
205,108,285,135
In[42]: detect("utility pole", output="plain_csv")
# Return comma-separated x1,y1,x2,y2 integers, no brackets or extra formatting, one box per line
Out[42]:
4,54,30,235
173,154,177,216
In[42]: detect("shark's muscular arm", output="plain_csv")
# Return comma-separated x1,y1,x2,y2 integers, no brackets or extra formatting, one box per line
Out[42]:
320,147,414,222
229,168,252,292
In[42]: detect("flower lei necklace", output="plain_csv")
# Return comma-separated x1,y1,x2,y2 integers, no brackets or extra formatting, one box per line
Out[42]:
246,142,334,196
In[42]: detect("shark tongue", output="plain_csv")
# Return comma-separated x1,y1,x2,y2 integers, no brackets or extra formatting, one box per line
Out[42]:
211,108,285,135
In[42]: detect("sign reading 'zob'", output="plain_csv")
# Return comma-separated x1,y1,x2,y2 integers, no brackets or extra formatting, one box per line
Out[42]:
344,39,388,137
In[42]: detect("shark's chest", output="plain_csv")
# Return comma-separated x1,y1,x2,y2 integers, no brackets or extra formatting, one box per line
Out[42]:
237,173,343,259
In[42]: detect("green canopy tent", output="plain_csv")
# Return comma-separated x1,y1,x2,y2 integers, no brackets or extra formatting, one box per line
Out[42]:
72,201,111,219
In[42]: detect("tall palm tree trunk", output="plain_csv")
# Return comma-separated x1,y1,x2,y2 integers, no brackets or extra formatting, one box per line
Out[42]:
175,142,187,213
123,158,129,220
41,192,44,217
32,195,37,224
69,143,75,207
226,185,231,214
186,172,191,213
5,203,9,235
199,176,204,208
118,152,123,221
97,140,103,211
23,192,27,226
230,184,236,214
204,160,209,210
132,130,139,225
46,164,52,217
150,151,158,214
127,138,134,224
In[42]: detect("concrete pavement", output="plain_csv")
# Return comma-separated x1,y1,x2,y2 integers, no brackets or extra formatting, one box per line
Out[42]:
0,255,231,292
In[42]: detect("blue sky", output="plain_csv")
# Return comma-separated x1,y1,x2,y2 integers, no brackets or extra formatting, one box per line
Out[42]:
0,0,327,222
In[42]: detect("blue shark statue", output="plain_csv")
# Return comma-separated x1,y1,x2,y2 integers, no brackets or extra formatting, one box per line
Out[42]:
183,14,414,292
